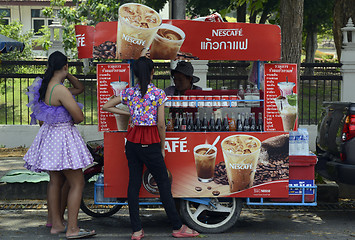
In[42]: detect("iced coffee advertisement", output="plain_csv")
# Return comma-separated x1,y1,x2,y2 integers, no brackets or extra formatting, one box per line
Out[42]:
97,64,130,132
264,64,298,132
75,3,281,61
103,132,289,198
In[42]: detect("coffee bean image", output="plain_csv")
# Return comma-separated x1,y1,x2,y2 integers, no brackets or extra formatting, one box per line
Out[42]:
207,186,212,190
213,162,229,185
212,190,220,196
93,41,116,59
195,186,202,191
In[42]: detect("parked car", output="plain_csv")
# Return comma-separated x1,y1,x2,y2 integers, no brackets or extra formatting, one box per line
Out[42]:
316,101,355,185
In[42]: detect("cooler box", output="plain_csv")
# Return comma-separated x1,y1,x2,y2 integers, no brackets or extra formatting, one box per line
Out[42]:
272,154,317,202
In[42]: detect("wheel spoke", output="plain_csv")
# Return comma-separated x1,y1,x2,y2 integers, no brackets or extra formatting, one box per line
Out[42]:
192,204,209,219
212,203,233,213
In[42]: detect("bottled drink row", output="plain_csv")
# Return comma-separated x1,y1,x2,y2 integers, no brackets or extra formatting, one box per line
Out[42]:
165,84,261,108
166,111,263,132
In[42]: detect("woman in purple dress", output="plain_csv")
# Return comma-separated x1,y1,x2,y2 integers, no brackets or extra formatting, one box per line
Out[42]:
24,51,96,239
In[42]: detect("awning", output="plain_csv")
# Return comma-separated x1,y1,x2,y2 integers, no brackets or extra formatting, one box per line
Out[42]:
0,34,25,53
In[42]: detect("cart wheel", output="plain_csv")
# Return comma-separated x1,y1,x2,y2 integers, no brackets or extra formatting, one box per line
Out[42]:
179,198,242,233
80,172,125,218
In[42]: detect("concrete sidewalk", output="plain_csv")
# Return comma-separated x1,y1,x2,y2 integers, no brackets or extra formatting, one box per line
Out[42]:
0,157,26,180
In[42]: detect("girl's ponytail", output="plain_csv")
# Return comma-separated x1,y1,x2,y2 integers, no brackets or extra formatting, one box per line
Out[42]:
38,51,68,101
132,57,154,97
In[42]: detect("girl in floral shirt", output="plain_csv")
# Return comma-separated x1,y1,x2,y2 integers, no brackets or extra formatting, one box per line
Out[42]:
102,57,199,239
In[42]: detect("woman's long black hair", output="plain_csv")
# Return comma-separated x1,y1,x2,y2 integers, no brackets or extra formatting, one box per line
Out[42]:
132,56,154,97
38,51,68,101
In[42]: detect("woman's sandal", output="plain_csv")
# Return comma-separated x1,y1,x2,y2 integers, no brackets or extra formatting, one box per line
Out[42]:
66,229,96,239
131,229,144,240
172,225,199,238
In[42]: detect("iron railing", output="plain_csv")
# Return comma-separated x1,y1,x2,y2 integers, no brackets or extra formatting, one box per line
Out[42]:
0,61,342,125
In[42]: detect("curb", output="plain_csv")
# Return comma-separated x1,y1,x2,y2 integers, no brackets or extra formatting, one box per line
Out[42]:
0,181,48,200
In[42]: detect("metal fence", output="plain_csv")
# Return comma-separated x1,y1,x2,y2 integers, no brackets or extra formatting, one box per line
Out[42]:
0,61,342,125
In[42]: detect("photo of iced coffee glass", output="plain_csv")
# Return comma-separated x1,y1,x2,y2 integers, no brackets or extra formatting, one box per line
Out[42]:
110,81,128,96
149,24,185,60
280,105,297,131
277,82,295,97
221,135,261,193
193,144,217,183
117,3,162,59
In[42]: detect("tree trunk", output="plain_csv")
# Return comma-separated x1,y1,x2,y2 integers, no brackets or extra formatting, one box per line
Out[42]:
236,3,246,23
333,0,355,61
304,27,318,75
279,0,304,65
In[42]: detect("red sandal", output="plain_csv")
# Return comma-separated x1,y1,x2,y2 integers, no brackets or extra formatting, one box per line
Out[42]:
172,225,199,238
131,229,144,240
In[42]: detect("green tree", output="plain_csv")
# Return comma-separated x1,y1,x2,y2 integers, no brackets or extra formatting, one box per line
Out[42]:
303,0,335,64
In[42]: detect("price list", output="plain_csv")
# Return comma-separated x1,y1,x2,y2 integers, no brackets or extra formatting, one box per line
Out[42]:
264,63,297,132
97,64,130,132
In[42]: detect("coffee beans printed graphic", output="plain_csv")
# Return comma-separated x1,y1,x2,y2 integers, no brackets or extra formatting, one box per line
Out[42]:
254,155,288,185
213,162,229,185
93,41,116,59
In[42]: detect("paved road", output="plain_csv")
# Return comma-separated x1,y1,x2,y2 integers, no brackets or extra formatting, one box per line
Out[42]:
1,203,355,240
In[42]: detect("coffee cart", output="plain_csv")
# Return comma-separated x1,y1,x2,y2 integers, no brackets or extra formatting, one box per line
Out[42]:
76,6,317,233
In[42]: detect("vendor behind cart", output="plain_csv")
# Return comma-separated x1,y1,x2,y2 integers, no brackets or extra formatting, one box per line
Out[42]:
164,61,202,96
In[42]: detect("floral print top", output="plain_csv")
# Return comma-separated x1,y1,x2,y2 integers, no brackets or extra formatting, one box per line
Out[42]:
121,83,167,126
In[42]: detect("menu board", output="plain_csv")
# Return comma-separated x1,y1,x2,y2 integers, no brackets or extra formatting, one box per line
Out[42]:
264,64,297,132
97,63,130,132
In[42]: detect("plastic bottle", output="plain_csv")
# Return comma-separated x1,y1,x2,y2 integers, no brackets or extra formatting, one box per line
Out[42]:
208,113,215,131
215,112,222,131
250,113,256,131
244,85,252,107
237,112,243,131
173,113,180,132
252,85,260,107
303,128,310,155
298,128,309,155
289,131,296,155
222,113,229,131
257,112,263,131
238,85,245,107
194,112,201,131
96,173,104,202
180,113,187,131
166,112,174,131
186,112,194,132
229,112,237,131
201,112,208,132
294,129,302,155
244,113,250,132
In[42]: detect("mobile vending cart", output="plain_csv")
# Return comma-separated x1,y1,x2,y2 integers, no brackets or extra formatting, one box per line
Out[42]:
75,3,317,233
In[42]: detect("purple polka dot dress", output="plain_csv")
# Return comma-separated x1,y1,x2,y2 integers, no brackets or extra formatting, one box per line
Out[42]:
23,77,94,172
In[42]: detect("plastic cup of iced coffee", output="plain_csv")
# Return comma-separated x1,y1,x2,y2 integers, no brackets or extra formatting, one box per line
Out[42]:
110,81,128,96
149,23,185,60
274,96,287,114
221,135,261,193
277,82,295,97
193,144,217,183
114,114,129,131
280,105,297,131
117,3,162,59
